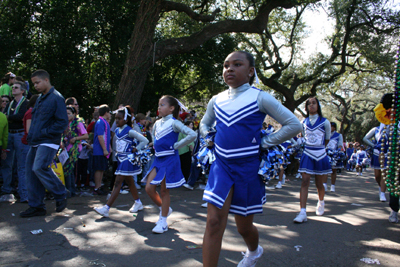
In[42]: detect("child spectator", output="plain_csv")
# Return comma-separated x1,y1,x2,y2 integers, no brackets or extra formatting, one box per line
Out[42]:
92,104,111,195
178,121,195,180
20,69,68,217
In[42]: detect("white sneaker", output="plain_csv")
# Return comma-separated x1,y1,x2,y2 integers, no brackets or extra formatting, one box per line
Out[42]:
296,173,302,179
275,182,282,189
237,245,263,267
201,202,208,208
282,174,286,185
0,194,15,202
129,202,144,213
196,184,206,190
89,181,95,187
323,183,328,191
120,189,129,194
330,185,335,192
94,205,109,217
152,220,168,234
316,201,325,216
359,172,363,176
356,173,360,176
293,212,307,223
183,183,194,190
380,192,386,202
388,211,399,223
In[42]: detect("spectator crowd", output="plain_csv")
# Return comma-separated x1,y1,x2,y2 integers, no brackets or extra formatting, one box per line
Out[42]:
0,70,204,212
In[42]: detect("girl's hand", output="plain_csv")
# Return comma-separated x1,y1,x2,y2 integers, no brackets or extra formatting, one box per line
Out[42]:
103,149,109,156
148,142,153,147
132,147,138,153
70,137,76,144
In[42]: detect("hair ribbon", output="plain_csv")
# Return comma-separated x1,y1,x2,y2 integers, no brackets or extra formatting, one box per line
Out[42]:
175,98,188,112
254,69,260,85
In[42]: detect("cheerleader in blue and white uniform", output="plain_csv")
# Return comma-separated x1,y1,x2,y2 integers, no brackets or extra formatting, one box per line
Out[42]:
324,122,343,192
200,51,302,266
94,106,149,218
362,93,392,202
294,97,332,223
142,95,196,234
355,145,368,176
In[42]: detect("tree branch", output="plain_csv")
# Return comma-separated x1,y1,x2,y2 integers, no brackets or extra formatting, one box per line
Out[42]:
157,0,303,59
162,1,220,22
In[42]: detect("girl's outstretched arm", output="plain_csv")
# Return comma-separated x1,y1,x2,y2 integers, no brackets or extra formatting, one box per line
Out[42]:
363,128,376,148
258,91,302,148
128,129,149,150
172,120,197,150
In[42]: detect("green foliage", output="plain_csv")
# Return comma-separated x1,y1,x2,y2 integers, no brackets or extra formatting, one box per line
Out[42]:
0,0,138,119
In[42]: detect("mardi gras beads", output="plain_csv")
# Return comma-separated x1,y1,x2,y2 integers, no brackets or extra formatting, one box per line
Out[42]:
386,43,400,197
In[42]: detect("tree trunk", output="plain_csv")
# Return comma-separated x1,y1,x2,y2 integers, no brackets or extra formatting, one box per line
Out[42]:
115,0,300,112
114,0,163,111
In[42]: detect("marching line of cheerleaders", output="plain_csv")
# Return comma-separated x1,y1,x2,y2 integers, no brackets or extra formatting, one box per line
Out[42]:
85,51,397,267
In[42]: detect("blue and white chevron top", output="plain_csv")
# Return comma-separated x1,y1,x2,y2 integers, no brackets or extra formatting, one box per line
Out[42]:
213,86,265,159
154,117,179,157
327,131,340,150
363,123,388,156
115,125,137,161
373,125,388,155
356,150,368,162
303,116,328,161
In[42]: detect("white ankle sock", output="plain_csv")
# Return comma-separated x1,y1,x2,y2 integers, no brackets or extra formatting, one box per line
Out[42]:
105,205,110,210
300,208,306,214
247,246,260,256
135,199,142,204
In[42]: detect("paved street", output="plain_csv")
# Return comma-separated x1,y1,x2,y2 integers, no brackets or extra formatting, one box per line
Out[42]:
1,169,399,267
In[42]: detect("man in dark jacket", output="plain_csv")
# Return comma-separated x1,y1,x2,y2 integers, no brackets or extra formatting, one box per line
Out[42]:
20,70,69,217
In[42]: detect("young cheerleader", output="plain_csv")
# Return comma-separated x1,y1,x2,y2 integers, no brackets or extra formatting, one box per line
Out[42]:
200,51,302,267
324,122,343,192
94,106,149,217
363,93,392,202
294,97,331,223
355,146,368,176
142,96,196,234
62,106,88,197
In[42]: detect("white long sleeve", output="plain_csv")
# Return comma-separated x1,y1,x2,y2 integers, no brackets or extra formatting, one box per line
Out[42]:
363,128,376,148
128,129,149,151
172,120,196,150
